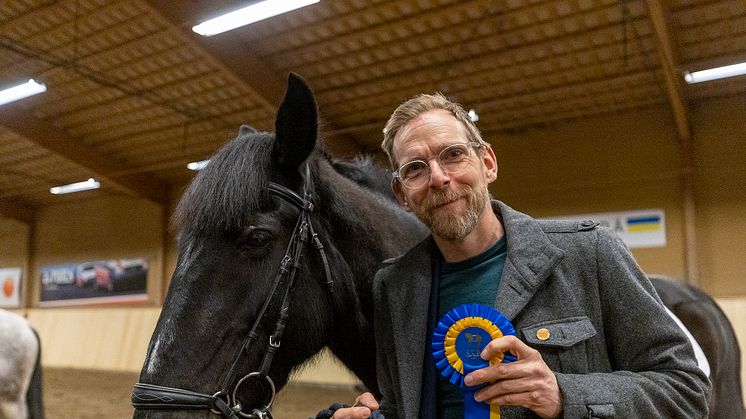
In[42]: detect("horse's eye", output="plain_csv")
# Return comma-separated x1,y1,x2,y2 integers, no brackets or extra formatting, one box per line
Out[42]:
238,227,275,252
248,229,274,248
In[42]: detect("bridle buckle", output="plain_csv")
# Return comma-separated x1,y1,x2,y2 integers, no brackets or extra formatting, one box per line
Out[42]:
209,391,239,416
269,335,281,348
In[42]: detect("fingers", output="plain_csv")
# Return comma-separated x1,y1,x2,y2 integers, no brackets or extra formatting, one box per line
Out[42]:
331,392,379,419
480,335,534,361
474,376,541,402
475,383,563,419
354,392,379,410
477,389,542,406
466,353,543,385
331,406,372,419
465,336,539,387
461,337,563,419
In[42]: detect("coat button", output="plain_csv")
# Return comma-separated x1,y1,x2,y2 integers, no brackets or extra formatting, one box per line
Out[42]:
536,328,550,341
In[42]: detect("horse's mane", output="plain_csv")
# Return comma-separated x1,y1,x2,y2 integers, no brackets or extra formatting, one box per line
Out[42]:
172,131,275,235
172,131,397,236
329,154,396,202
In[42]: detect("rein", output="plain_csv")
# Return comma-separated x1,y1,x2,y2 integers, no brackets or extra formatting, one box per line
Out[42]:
132,164,334,418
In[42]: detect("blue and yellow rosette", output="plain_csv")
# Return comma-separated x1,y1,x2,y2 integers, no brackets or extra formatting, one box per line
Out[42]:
432,303,517,419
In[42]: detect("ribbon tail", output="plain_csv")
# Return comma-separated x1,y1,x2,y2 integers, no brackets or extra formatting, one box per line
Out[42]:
490,403,501,419
464,363,498,419
464,391,499,419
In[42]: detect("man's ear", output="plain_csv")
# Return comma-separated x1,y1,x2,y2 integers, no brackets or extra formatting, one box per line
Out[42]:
482,145,498,183
391,179,410,211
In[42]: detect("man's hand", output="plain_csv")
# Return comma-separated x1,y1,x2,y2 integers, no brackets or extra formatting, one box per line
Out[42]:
463,335,562,419
331,392,379,419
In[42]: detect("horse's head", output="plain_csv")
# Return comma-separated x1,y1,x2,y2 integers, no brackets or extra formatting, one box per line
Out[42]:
134,74,366,417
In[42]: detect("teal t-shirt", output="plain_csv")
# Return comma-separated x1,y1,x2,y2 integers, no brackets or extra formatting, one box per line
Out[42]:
436,236,507,419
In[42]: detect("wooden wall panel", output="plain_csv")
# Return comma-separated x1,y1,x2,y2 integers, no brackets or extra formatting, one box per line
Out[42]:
25,307,160,372
691,96,746,296
31,196,165,305
489,97,745,294
490,105,688,280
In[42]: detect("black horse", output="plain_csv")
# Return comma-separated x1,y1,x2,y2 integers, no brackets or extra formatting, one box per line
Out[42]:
133,73,426,418
134,74,743,418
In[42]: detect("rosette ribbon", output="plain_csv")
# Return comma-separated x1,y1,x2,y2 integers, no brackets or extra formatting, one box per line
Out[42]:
432,303,517,419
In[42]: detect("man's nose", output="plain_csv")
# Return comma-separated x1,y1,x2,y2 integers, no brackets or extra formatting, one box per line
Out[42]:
428,160,450,188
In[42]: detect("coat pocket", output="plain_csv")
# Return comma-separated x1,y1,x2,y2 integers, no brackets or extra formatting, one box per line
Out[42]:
520,316,597,374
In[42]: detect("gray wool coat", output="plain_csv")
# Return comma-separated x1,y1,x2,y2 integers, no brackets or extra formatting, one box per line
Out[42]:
373,200,710,418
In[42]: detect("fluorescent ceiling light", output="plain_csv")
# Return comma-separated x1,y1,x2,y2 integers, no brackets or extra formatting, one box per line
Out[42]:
684,61,746,84
193,0,320,36
0,79,46,106
468,109,479,122
187,160,210,170
50,178,100,195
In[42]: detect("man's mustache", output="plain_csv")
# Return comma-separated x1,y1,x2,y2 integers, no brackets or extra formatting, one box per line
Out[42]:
422,186,470,211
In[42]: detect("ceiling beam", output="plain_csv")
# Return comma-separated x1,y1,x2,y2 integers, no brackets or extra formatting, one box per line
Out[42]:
0,197,35,225
148,0,288,109
647,0,700,287
0,104,170,205
646,0,691,141
147,0,363,155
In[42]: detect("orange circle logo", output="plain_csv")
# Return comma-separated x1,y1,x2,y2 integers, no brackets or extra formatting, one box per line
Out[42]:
2,277,13,298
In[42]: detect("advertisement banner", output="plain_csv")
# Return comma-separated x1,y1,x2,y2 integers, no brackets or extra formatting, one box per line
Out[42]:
0,267,22,308
39,258,148,307
548,209,666,249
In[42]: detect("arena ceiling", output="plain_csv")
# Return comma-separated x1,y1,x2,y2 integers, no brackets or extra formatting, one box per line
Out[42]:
0,0,745,222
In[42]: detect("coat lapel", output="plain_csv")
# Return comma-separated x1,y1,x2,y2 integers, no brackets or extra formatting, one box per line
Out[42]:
383,238,434,419
492,201,565,320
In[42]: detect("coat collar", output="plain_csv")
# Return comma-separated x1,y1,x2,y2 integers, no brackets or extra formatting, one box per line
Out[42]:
491,200,565,320
381,200,565,416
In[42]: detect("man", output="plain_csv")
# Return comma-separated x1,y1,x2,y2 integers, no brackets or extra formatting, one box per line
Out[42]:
334,94,710,418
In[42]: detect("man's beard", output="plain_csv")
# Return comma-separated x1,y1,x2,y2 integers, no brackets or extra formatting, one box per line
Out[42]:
410,185,487,241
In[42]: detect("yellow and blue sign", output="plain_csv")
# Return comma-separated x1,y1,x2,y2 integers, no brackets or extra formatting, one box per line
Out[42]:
626,214,662,232
548,209,666,248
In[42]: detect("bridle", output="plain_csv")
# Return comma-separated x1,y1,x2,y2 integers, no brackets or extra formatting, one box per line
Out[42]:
132,164,334,418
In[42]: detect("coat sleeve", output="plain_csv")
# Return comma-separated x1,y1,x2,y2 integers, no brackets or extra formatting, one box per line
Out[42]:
372,271,399,419
555,228,711,418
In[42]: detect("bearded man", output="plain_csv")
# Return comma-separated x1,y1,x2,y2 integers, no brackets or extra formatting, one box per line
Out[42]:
332,94,709,419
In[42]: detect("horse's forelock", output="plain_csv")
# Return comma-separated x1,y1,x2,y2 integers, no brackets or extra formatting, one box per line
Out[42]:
172,131,275,235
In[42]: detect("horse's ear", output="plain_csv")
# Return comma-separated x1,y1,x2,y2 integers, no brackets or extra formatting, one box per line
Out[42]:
272,72,318,174
239,125,258,136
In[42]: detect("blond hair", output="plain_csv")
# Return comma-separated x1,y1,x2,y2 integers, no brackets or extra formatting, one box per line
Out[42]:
381,93,486,167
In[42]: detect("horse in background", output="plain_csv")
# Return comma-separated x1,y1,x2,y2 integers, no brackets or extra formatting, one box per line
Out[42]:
133,73,743,418
0,309,44,419
650,275,745,419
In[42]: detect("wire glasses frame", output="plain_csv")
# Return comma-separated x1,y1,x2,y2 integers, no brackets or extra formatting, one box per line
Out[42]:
392,142,483,189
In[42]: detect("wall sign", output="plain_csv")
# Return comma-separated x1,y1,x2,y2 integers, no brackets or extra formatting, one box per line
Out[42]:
0,267,22,308
39,258,148,306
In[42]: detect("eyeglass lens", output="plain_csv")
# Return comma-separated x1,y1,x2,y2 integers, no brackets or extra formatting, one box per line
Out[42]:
397,143,474,188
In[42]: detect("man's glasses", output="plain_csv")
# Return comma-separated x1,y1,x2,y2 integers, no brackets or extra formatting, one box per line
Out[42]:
392,143,482,189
